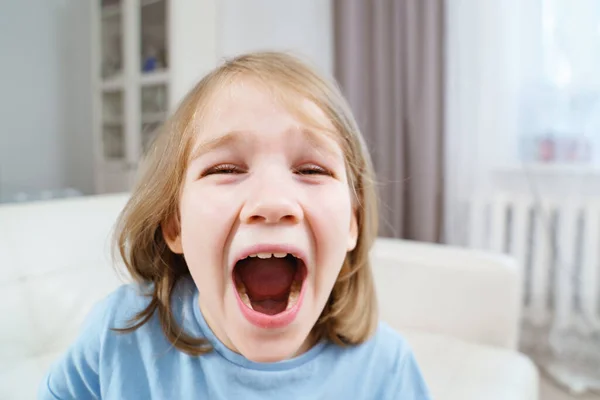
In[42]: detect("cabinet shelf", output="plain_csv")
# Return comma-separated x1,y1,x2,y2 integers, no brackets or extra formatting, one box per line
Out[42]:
142,0,163,8
102,0,161,18
101,5,121,18
100,71,167,90
140,69,169,86
103,112,166,126
101,74,124,91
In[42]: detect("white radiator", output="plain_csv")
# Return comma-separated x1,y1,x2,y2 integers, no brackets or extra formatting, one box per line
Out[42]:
468,194,600,331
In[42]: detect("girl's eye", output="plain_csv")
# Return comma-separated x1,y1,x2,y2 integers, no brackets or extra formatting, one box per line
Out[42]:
294,164,332,176
202,164,245,176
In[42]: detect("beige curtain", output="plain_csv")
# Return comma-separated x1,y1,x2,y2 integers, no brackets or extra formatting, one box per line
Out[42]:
333,0,445,242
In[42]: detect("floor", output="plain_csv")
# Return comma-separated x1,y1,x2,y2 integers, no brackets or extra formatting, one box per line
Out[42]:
541,375,600,400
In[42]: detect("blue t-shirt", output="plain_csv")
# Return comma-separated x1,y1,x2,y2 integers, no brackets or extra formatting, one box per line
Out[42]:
39,277,431,399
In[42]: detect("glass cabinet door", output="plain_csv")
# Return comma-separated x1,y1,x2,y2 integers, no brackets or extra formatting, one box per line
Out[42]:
100,0,124,80
140,0,168,74
141,84,168,154
102,90,126,160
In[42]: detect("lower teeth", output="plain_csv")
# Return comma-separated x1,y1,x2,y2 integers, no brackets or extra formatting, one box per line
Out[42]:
236,280,302,312
235,281,253,309
286,280,301,311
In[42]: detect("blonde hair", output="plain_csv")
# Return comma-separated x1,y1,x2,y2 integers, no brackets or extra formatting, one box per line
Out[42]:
113,51,379,355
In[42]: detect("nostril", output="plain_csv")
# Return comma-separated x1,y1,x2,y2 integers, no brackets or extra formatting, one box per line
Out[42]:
247,214,297,224
248,215,265,223
277,214,299,224
281,214,297,223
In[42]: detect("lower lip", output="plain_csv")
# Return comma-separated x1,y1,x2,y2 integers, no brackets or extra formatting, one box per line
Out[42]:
233,278,307,330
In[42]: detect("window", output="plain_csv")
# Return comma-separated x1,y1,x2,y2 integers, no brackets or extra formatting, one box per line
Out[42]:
519,0,600,166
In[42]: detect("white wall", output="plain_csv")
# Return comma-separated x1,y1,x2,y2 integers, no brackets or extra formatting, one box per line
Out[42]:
0,0,66,196
61,1,95,195
0,0,94,199
217,0,334,77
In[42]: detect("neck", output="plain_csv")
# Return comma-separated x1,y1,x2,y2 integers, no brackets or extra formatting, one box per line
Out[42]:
198,298,318,362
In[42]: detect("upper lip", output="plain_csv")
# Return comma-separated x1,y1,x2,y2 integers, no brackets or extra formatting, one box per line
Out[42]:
231,243,309,271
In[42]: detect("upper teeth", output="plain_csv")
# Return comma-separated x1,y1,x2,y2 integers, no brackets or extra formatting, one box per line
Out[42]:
248,252,288,259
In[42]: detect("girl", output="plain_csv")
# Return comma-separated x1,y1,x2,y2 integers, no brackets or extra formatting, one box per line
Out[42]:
39,52,431,399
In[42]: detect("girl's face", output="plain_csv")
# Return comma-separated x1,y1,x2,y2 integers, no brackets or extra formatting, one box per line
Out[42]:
166,79,358,363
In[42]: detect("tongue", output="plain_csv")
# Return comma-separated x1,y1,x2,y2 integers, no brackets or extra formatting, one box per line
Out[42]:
236,257,296,300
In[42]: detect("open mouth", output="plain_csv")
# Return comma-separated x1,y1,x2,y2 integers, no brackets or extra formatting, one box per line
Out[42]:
233,252,306,316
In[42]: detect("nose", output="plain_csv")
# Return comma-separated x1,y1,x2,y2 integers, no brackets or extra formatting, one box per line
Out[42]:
240,177,303,225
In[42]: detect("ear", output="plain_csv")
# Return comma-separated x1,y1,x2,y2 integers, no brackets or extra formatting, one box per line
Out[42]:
347,209,358,252
162,218,183,254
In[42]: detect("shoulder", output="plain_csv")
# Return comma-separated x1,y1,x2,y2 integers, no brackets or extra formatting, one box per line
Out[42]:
100,281,150,313
355,321,414,364
70,282,150,338
354,322,432,399
371,321,411,351
40,279,197,399
39,283,149,398
329,322,415,371
100,282,153,326
91,277,197,335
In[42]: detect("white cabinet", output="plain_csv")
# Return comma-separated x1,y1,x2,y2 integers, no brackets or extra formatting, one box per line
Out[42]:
91,0,217,194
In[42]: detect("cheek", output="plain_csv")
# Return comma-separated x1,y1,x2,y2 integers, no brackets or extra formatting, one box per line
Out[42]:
305,185,354,287
308,184,354,238
180,185,240,237
178,186,241,291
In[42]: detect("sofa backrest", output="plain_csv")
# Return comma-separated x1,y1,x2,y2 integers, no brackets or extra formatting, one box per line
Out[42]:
0,194,131,366
371,238,521,350
0,193,520,370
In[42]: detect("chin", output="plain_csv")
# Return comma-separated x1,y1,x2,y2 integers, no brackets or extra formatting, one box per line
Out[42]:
224,286,316,363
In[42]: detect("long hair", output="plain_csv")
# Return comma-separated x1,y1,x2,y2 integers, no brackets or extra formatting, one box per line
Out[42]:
113,51,379,355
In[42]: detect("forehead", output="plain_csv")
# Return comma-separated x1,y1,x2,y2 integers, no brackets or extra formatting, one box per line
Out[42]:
191,78,342,155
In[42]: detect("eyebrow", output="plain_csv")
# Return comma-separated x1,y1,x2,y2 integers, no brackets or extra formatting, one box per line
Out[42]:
301,127,341,155
190,130,246,161
190,127,341,162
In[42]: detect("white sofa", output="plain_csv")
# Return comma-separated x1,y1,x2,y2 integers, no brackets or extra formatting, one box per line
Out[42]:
0,193,539,399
